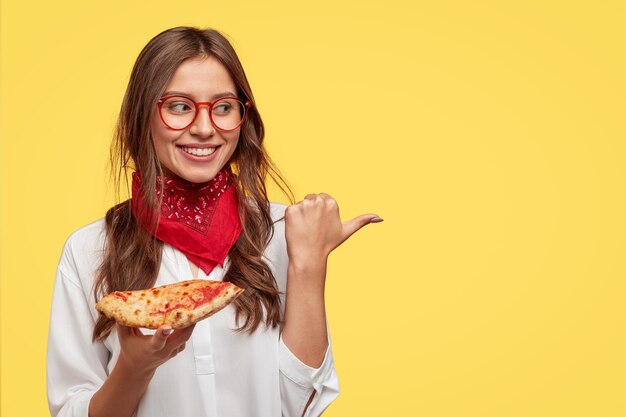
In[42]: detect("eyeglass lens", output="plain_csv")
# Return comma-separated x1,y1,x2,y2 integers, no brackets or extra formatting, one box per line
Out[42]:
160,97,245,130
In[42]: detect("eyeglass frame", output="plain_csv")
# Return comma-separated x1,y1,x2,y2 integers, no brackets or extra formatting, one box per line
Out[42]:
156,95,252,132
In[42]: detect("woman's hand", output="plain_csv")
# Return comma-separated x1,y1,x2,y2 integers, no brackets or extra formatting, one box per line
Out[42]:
116,323,195,377
89,323,196,417
281,193,381,368
284,193,382,267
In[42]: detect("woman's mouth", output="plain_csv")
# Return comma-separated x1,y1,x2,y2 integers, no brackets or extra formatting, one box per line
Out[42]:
178,145,218,156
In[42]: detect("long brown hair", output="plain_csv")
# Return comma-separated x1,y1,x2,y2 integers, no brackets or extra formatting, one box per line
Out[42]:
93,27,293,341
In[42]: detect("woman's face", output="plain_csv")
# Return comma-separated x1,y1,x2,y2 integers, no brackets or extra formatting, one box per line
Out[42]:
150,55,241,183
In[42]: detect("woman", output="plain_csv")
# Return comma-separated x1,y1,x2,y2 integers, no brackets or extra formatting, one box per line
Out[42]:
47,26,381,417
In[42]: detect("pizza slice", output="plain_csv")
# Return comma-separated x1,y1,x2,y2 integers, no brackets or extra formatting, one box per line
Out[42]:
95,280,243,329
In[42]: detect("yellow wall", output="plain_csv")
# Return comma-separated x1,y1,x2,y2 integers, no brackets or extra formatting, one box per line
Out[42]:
2,1,625,416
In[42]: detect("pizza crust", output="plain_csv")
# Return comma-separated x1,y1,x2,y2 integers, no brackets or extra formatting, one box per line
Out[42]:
95,280,243,329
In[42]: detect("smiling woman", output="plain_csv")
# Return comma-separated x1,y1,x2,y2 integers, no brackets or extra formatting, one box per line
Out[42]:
46,26,381,417
150,56,244,183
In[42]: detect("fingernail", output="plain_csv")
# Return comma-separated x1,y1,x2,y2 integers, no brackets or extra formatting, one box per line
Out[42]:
369,217,384,224
163,328,173,336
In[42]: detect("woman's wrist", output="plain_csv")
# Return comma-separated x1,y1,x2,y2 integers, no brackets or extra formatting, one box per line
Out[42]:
286,260,328,295
115,352,157,382
89,354,155,417
287,252,328,272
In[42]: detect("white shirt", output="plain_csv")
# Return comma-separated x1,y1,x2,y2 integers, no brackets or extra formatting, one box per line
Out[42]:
47,203,339,417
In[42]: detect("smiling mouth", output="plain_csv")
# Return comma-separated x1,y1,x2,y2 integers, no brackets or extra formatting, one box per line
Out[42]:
178,146,219,156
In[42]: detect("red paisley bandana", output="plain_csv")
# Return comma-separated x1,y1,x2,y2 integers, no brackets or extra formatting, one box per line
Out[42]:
131,168,242,275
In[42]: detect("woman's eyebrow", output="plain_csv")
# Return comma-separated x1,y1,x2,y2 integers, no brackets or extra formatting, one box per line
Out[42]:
161,91,237,99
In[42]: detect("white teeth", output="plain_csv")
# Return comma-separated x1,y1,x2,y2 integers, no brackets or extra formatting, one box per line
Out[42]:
180,146,216,156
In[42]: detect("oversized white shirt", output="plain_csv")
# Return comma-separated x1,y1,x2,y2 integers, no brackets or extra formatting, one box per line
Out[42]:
47,203,339,417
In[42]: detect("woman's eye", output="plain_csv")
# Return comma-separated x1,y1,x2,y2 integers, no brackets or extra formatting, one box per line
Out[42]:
168,102,192,113
214,104,232,113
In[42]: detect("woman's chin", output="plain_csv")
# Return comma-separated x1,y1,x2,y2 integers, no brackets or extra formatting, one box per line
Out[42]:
173,168,220,184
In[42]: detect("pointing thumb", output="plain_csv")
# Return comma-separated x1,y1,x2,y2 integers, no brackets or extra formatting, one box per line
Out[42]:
341,214,383,242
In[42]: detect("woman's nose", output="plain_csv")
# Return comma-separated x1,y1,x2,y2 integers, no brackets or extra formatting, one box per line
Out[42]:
190,106,215,137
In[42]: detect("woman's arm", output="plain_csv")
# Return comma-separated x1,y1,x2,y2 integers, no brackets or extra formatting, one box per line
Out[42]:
47,259,193,417
47,267,109,417
282,258,329,367
281,193,381,367
88,324,194,417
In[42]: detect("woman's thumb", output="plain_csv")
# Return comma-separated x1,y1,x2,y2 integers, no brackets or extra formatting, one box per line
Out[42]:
151,326,172,351
341,214,383,242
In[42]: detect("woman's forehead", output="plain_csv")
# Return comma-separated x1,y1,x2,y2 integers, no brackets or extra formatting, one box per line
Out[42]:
165,56,236,97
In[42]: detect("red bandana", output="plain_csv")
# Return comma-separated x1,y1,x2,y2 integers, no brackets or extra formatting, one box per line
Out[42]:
131,168,242,275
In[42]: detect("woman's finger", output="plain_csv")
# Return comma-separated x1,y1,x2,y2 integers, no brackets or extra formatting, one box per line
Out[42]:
341,214,383,242
150,326,173,352
174,323,196,342
168,342,187,358
116,323,135,339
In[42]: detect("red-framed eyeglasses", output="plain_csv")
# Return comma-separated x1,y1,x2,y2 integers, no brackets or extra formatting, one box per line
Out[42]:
157,95,252,132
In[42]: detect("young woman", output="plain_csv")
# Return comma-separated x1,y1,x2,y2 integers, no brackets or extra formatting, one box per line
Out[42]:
47,26,381,417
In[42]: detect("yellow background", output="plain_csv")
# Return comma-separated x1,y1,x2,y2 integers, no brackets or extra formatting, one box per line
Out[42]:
1,1,625,416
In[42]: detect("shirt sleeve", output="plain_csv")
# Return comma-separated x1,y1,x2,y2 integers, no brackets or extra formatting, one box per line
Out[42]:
47,248,110,417
278,333,340,417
